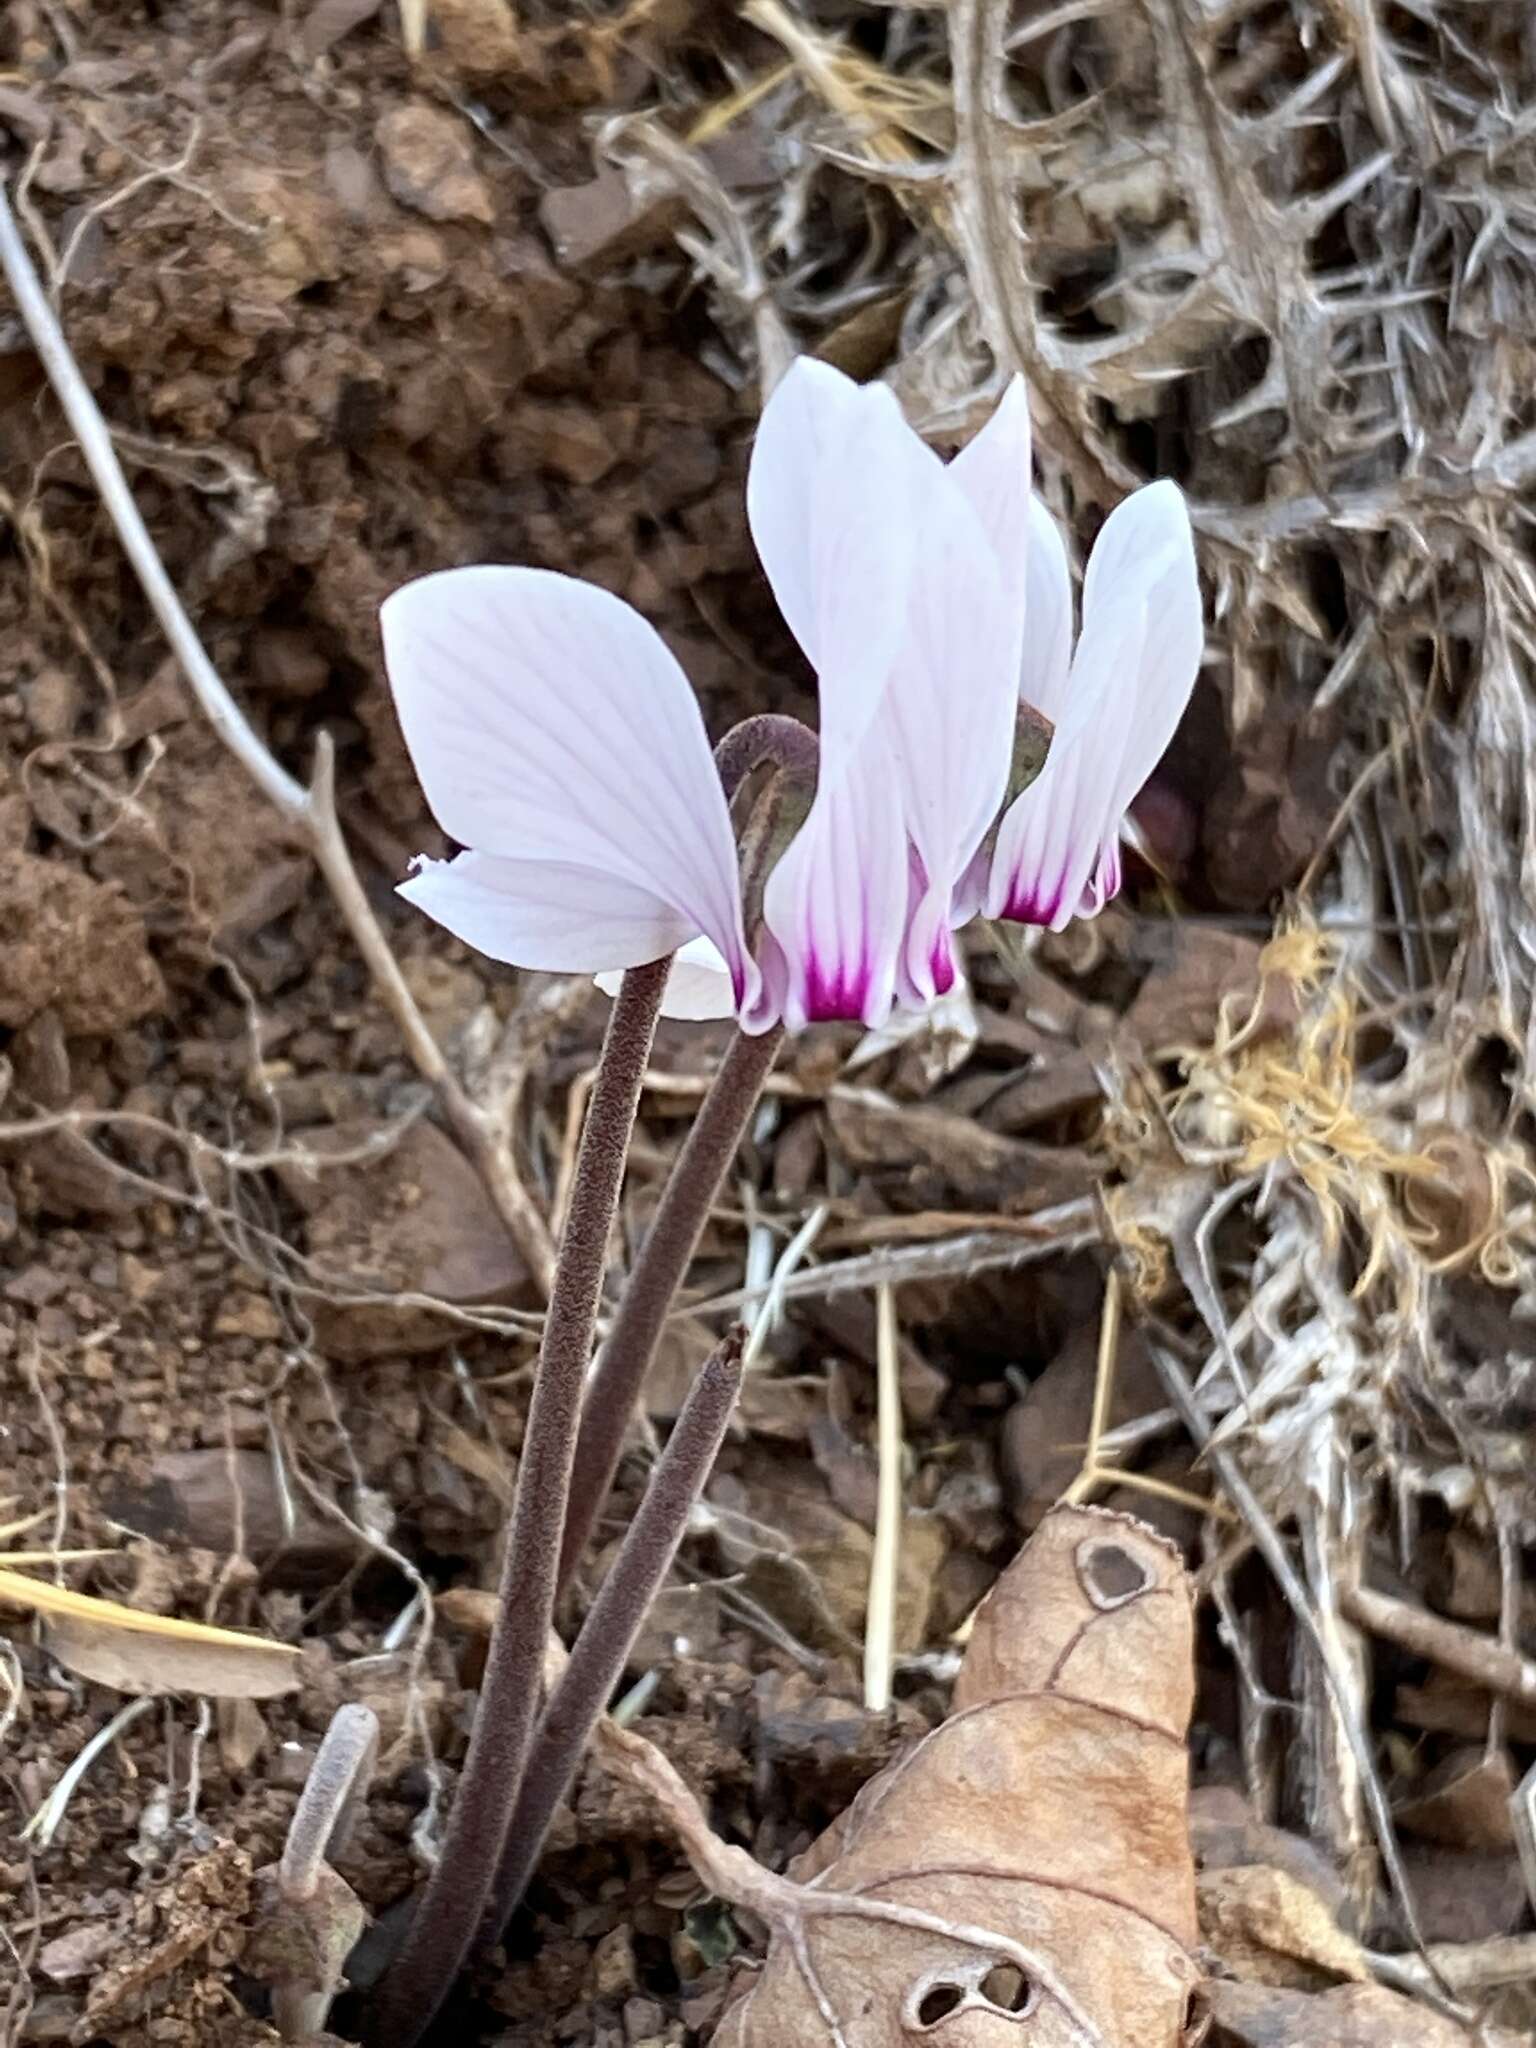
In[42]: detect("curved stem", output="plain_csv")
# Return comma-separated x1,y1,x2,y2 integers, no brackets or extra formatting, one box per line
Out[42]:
278,1702,379,1902
714,713,818,799
557,1025,782,1592
364,958,670,2048
482,1330,744,1942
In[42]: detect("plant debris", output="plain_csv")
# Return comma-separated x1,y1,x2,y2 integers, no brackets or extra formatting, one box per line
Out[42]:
3,0,1536,2042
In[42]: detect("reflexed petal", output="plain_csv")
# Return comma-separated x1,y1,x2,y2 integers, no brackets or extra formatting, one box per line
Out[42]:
596,936,737,1021
746,359,926,762
947,375,1032,582
983,743,1114,930
985,479,1201,928
880,463,1021,999
949,381,1074,727
1021,497,1075,729
757,728,909,1032
382,566,755,1004
1076,480,1202,815
400,851,695,970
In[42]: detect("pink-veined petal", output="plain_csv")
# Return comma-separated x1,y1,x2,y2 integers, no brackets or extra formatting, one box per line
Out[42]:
982,740,1106,930
984,479,1201,928
895,845,959,1008
880,453,1021,1000
400,851,696,970
756,726,909,1033
746,359,925,764
382,566,755,1007
948,381,1075,729
1078,480,1202,816
596,936,738,1021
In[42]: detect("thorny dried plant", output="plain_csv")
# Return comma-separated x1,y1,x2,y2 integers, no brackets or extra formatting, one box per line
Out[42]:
1055,911,1536,1950
606,0,1536,2002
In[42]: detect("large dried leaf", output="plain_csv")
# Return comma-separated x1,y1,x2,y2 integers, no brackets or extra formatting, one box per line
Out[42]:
715,1505,1202,2046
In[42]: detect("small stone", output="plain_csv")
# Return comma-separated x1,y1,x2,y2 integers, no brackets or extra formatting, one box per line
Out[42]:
213,1291,284,1341
217,1695,268,1774
375,104,494,224
250,627,330,700
271,1741,317,1790
37,1922,117,1982
590,1925,637,2002
22,667,81,739
497,398,624,486
0,853,163,1035
538,161,685,272
103,1449,359,1579
293,1120,532,1359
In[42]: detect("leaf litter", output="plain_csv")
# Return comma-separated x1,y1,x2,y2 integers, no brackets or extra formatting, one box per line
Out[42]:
1,0,1535,2043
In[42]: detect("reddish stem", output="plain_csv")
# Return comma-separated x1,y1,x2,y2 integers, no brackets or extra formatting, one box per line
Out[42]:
481,1330,745,1942
557,1024,782,1591
364,957,670,2048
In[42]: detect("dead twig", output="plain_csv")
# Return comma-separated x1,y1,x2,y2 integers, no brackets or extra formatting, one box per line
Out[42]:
1340,1582,1536,1708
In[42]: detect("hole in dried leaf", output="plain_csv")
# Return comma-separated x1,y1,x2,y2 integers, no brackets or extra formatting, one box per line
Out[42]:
916,1985,965,2026
979,1964,1032,2014
1082,1541,1150,1606
907,1959,1037,2031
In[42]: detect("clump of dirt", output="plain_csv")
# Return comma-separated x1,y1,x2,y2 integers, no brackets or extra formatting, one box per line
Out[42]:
0,850,164,1033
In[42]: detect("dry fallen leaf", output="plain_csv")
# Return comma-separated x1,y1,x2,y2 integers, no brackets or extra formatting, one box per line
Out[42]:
713,1504,1204,2046
0,1566,300,1699
1196,1863,1370,1990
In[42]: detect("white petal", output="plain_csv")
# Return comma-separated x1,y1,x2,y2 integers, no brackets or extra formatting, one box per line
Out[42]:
879,463,1021,999
595,936,737,1021
1077,480,1203,815
400,851,695,970
984,480,1201,928
983,743,1111,929
1022,495,1076,729
746,359,926,764
949,382,1075,727
947,375,1032,582
758,727,909,1032
381,566,754,1002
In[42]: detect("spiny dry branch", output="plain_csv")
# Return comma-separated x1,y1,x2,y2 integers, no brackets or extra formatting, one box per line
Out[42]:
623,4,1536,2022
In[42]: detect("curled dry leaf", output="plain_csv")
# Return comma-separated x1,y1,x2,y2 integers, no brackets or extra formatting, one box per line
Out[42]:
713,1505,1203,2047
1196,1863,1370,1990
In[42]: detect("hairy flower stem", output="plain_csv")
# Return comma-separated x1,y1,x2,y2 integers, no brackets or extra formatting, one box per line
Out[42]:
365,957,670,2048
557,1024,783,1592
279,1703,379,1901
481,1330,745,1945
714,712,819,797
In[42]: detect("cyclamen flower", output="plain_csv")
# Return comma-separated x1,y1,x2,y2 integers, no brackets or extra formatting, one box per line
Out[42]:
382,360,1202,1030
